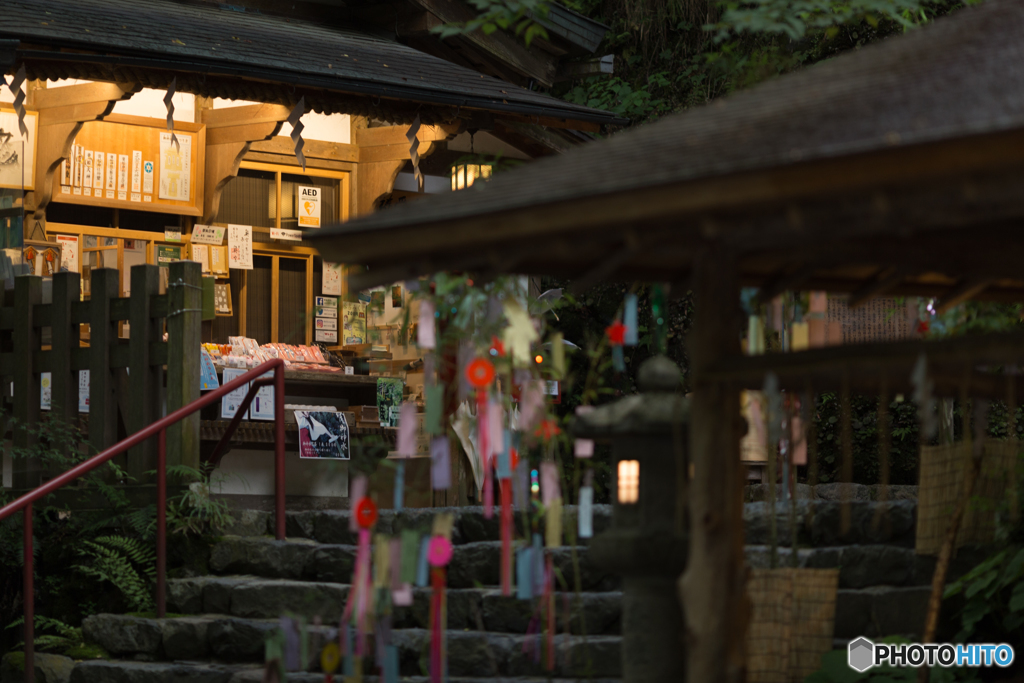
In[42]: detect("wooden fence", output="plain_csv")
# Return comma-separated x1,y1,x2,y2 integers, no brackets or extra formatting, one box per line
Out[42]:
3,261,201,489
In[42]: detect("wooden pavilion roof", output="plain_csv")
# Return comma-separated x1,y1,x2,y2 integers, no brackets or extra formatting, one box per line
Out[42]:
312,0,1024,305
0,0,624,128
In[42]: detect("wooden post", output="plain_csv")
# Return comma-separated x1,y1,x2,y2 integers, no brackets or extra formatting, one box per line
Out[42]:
49,272,81,472
679,245,748,683
12,276,42,489
128,264,161,481
166,261,202,470
89,268,119,457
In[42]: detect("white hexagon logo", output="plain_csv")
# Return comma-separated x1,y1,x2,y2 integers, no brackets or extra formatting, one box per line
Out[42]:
848,637,874,673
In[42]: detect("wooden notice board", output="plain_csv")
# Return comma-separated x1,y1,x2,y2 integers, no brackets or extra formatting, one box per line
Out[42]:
52,114,205,216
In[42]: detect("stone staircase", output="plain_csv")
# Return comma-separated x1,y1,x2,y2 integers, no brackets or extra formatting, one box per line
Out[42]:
62,495,972,683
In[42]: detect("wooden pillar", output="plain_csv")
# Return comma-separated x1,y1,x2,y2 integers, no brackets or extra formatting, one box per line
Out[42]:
89,268,120,456
128,264,161,481
166,261,202,470
679,245,748,683
12,276,42,489
49,272,81,472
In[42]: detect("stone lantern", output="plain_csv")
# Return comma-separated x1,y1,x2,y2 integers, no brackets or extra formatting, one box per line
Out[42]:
573,355,689,683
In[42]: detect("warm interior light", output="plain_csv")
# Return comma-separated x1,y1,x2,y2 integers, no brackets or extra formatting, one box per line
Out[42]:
534,354,543,364
617,460,639,504
451,163,494,191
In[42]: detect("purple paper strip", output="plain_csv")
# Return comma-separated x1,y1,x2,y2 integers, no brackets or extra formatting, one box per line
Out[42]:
540,461,560,506
431,436,451,490
396,401,418,456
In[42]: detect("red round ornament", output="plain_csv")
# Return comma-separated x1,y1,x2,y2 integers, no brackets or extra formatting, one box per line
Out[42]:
465,357,496,388
355,497,378,529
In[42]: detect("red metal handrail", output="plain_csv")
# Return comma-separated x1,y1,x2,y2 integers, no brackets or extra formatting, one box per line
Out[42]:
0,358,287,683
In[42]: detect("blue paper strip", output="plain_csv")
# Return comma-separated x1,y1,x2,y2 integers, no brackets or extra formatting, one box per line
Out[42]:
415,535,431,587
516,547,533,600
531,533,544,596
343,622,354,676
612,344,625,372
496,430,512,479
624,293,638,346
394,461,405,511
384,644,399,683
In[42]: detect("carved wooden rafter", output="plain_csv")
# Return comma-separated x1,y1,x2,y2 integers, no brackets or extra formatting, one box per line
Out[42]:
202,103,292,223
28,81,141,235
352,121,459,216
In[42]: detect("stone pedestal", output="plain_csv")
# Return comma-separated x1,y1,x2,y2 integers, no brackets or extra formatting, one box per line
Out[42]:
574,356,688,683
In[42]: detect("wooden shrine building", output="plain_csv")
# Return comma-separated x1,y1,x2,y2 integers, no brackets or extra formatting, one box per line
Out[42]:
311,1,1024,680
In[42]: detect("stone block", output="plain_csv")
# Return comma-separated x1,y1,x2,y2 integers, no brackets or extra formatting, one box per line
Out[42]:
82,615,162,656
207,619,279,661
230,581,348,621
2,652,74,683
161,617,211,660
307,544,356,583
209,537,316,580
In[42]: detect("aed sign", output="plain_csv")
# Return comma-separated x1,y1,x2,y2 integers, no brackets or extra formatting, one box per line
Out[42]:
298,186,321,228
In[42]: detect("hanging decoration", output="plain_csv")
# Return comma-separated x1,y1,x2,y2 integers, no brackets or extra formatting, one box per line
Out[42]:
287,96,307,171
163,77,179,153
10,65,29,139
405,114,423,192
606,319,627,372
623,293,638,346
427,535,452,683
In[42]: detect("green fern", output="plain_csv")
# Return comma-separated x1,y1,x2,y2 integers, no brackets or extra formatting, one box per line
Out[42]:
74,536,156,612
6,616,84,654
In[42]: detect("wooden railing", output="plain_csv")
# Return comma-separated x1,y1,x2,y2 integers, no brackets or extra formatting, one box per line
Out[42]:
3,261,202,488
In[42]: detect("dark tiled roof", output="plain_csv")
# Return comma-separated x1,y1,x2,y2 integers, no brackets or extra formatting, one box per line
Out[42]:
1,0,622,125
312,0,1024,249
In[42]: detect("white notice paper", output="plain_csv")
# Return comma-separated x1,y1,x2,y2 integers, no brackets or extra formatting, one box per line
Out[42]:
131,150,142,193
191,225,225,245
105,152,117,192
165,227,182,242
159,132,192,202
249,372,275,421
143,160,154,194
79,370,90,413
56,234,79,273
84,151,93,189
227,224,253,270
93,151,104,190
220,368,250,419
117,154,129,192
322,262,342,296
270,228,302,242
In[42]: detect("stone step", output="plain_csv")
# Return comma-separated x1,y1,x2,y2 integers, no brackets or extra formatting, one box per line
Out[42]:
81,615,622,679
69,659,620,683
227,499,918,550
746,543,989,589
209,537,620,591
168,576,622,635
833,586,932,639
744,499,917,547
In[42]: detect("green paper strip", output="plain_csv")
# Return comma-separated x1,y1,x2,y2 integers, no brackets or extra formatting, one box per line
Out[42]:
399,529,419,584
424,384,444,435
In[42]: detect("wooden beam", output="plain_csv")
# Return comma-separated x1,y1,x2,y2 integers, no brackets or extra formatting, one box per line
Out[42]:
568,234,643,293
359,140,436,164
755,263,817,306
848,266,908,308
682,245,747,683
201,103,292,128
32,81,140,218
203,120,285,223
29,81,138,110
935,276,996,314
355,123,458,147
250,136,359,163
354,159,408,217
410,0,558,86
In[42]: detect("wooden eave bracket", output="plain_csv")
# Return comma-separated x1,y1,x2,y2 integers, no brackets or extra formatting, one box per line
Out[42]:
202,103,292,223
30,80,142,216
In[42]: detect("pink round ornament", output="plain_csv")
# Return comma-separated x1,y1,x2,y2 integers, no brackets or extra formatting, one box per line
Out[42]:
427,535,453,567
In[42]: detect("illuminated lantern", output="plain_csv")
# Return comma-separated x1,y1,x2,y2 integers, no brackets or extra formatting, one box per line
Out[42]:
573,356,687,683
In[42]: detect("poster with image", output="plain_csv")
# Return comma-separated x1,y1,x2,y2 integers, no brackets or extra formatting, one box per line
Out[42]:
376,378,404,428
296,410,349,459
0,109,38,190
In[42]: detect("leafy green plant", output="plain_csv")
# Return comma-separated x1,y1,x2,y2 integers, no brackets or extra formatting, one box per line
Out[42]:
944,546,1024,645
163,465,235,536
3,615,102,659
74,536,156,613
431,0,551,46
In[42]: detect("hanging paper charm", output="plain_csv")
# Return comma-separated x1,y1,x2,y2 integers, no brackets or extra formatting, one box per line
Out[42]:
406,114,423,192
288,96,307,170
163,77,180,153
